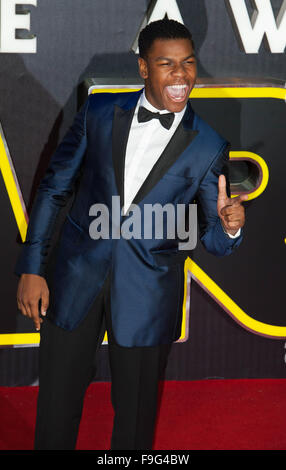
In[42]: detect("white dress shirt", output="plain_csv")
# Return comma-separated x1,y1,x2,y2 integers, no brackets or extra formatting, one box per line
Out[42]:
123,89,240,238
123,90,186,214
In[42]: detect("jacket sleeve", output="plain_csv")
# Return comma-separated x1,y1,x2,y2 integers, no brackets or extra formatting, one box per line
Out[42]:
196,142,243,256
14,96,90,277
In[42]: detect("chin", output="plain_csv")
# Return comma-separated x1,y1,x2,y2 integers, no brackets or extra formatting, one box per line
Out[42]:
162,89,190,113
164,99,188,113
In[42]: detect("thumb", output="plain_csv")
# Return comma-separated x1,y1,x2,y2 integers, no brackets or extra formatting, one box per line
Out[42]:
218,174,228,199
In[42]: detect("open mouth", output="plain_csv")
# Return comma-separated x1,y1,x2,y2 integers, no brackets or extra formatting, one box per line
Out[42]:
165,84,189,102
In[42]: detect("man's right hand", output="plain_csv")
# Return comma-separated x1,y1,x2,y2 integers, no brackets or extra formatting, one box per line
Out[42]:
17,274,49,331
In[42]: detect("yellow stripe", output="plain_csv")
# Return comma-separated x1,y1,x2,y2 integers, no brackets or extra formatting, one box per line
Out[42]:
0,333,40,346
177,261,189,341
91,88,140,94
0,133,27,241
230,151,269,200
187,258,286,338
191,86,286,100
91,86,286,101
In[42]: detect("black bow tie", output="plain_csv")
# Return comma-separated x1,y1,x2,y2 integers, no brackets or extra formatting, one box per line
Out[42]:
138,106,175,130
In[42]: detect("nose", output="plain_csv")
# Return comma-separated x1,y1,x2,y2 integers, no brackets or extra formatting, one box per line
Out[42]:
172,63,186,79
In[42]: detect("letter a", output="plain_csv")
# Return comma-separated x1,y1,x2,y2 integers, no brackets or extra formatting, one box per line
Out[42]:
132,0,184,53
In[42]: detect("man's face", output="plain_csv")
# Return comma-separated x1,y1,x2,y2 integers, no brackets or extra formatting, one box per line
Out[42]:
138,37,197,113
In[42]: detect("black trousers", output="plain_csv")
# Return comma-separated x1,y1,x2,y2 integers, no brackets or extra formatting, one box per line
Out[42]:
34,273,172,450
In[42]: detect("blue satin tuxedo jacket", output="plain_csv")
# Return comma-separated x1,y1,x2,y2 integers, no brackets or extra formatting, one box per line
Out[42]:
15,89,242,347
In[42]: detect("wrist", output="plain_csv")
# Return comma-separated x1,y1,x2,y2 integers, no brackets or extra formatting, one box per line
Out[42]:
220,220,241,238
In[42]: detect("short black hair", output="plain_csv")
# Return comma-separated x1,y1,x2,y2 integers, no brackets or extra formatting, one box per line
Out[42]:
138,19,194,59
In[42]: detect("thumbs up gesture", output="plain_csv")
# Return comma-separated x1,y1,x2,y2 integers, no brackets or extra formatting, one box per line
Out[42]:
217,174,248,236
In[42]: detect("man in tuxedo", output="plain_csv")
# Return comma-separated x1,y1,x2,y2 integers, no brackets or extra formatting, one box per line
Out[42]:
15,19,246,450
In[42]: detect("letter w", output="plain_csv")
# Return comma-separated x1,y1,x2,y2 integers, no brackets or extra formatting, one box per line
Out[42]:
227,0,286,53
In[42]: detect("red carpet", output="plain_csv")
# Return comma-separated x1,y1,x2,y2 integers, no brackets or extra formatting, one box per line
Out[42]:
0,379,285,450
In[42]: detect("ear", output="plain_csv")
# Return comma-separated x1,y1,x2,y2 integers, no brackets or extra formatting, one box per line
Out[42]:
138,57,148,80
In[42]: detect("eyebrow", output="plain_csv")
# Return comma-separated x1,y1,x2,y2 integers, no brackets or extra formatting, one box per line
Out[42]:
155,53,196,62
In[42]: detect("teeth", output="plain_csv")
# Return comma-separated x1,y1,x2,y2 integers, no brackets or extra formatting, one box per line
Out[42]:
169,84,187,89
166,84,188,101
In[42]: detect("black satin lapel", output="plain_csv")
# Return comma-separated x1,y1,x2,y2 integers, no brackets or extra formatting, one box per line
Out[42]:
132,125,199,207
112,104,136,208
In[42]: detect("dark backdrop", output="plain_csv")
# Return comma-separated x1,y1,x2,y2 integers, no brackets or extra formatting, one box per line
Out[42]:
0,0,285,385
